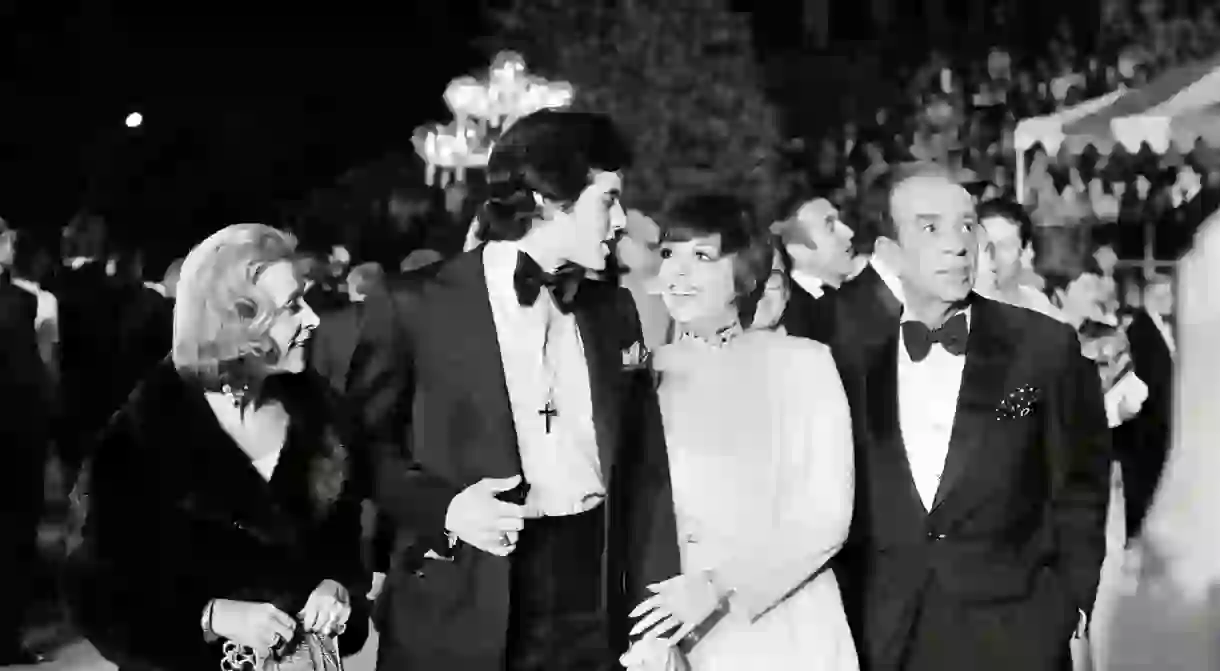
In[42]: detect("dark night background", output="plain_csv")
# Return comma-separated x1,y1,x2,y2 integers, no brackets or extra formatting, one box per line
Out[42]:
1,0,1089,263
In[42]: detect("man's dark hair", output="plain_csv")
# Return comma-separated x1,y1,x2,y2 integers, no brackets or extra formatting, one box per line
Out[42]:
976,197,1035,247
769,184,835,249
657,193,772,327
1078,318,1119,340
772,182,828,226
479,110,633,242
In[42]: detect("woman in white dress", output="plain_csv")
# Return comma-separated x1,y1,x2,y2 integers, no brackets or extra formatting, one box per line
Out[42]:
625,194,858,670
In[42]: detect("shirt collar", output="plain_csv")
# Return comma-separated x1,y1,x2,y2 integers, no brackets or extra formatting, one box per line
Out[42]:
871,254,972,327
484,240,523,299
790,269,826,299
869,254,907,308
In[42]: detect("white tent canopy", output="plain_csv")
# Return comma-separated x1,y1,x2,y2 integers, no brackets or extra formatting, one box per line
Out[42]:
1015,53,1220,161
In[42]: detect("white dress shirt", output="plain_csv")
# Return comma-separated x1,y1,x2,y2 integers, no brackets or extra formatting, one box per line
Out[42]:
252,449,282,482
483,242,604,517
872,258,968,511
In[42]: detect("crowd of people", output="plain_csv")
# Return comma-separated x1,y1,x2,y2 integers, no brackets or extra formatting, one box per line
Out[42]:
0,105,1184,671
804,2,1220,288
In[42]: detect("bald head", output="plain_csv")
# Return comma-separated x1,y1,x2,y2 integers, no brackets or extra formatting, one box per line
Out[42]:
890,173,974,235
856,161,957,246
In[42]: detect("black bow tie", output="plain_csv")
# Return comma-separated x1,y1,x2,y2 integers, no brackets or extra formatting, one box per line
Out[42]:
513,252,585,313
902,312,969,362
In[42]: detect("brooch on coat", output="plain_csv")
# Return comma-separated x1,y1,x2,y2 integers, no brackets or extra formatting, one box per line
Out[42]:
995,385,1042,420
621,340,651,370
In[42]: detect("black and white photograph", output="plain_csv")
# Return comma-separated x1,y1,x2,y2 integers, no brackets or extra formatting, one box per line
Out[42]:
3,0,1220,669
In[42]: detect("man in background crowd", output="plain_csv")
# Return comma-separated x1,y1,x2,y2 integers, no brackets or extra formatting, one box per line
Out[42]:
0,216,51,665
347,262,386,304
1114,272,1175,544
974,198,1064,320
774,193,867,342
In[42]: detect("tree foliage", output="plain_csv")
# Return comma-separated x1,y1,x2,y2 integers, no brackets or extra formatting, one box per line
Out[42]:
485,0,784,217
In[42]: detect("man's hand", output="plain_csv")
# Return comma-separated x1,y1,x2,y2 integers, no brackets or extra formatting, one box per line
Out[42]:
444,475,526,556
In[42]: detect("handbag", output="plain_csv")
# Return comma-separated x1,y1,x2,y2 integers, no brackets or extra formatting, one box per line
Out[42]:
221,631,342,671
619,637,691,671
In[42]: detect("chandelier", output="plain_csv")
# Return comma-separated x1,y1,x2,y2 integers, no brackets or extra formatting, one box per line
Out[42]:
411,121,489,188
414,51,574,186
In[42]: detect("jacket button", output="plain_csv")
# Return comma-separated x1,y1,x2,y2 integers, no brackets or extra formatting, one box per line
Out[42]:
927,532,946,541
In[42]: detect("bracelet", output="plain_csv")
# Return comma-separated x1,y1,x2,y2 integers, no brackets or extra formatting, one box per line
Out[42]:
201,600,219,643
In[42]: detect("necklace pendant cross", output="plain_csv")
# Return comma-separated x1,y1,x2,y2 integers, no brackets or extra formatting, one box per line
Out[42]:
538,401,558,434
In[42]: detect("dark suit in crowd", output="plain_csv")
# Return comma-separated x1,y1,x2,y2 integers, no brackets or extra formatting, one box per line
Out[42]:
1113,308,1174,541
0,271,50,661
309,296,395,576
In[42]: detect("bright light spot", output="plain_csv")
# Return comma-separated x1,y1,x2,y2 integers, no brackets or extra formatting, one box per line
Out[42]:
125,112,143,128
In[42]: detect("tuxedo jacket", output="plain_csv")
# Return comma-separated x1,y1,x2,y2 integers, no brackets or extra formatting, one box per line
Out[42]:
821,269,1111,671
780,279,837,343
349,248,679,671
308,297,395,570
308,300,362,396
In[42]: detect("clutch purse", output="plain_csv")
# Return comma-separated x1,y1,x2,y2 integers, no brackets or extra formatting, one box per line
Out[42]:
619,637,690,671
221,632,342,671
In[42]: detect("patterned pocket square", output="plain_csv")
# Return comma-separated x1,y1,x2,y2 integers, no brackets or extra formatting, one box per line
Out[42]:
996,385,1042,420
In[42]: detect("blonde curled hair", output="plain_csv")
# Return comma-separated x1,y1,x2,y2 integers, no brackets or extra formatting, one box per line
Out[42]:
172,224,298,388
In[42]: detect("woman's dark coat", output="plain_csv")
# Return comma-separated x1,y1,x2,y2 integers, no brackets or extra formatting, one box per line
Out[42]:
69,361,370,671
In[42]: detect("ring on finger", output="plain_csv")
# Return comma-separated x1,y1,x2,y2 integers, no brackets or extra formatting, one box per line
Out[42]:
499,533,511,547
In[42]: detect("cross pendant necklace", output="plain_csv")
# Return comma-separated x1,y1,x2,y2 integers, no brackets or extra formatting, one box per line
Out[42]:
538,400,559,434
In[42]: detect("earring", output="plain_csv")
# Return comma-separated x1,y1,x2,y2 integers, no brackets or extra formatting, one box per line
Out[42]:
220,383,248,409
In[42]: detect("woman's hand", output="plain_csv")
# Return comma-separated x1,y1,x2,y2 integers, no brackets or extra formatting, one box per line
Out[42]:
628,572,725,642
299,579,351,636
210,600,297,653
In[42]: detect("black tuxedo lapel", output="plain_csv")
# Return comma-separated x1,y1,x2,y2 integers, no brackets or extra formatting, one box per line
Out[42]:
572,282,623,480
931,295,1018,513
864,334,927,520
839,267,927,526
431,250,521,476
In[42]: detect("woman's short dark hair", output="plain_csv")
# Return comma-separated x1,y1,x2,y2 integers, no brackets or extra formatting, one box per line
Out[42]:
480,110,633,242
976,197,1034,247
658,193,772,327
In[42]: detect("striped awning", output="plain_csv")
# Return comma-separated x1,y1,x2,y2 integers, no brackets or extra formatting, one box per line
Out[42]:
1015,53,1220,155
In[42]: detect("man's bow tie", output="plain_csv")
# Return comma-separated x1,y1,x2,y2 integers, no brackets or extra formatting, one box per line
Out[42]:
902,312,969,362
514,252,585,313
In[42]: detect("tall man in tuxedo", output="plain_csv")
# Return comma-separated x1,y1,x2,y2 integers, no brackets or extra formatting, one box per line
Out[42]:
352,110,679,671
820,164,1111,671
